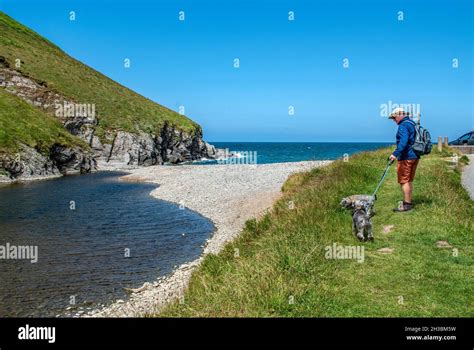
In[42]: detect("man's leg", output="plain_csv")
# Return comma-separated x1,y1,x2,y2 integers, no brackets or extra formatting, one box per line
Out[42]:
401,182,413,204
394,182,413,211
394,159,415,211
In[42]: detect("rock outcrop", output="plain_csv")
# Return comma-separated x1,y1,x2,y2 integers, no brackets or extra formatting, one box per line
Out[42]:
96,125,220,169
0,145,60,180
0,144,96,180
50,144,97,174
0,64,221,181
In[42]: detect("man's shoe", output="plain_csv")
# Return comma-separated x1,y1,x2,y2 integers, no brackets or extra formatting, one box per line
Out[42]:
393,201,413,212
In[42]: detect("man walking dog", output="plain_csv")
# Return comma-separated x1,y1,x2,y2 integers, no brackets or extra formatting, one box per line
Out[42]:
388,107,420,212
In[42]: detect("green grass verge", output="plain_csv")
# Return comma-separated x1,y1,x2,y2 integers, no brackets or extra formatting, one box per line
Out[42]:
0,11,199,143
159,147,474,317
0,89,88,154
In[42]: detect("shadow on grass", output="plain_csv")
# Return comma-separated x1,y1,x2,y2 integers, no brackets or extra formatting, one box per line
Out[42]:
414,195,434,206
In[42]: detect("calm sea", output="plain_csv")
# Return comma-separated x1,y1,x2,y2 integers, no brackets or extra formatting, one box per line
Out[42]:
198,142,393,164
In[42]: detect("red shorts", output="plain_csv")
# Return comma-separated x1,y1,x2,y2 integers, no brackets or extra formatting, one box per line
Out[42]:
397,159,419,184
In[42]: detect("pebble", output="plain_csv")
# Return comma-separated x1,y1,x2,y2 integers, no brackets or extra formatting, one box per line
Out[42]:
436,240,453,248
377,247,394,254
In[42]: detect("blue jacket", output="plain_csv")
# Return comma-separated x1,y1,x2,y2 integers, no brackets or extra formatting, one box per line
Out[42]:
393,117,419,160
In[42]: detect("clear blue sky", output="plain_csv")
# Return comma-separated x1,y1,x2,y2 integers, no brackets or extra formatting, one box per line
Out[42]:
1,0,472,142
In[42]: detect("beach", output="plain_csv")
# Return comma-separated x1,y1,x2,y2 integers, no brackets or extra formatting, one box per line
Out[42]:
86,160,331,317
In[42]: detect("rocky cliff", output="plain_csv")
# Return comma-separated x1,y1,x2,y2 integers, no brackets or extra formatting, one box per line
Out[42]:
0,63,220,182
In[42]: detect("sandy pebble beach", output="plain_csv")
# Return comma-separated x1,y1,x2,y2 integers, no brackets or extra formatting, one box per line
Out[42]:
86,160,331,317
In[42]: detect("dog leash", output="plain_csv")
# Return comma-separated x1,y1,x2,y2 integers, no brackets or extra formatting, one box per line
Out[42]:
371,158,395,199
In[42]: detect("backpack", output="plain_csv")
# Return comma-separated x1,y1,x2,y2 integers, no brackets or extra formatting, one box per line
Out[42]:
407,119,432,156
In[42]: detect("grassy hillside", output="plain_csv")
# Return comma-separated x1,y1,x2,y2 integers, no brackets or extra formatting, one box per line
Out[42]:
0,11,199,142
160,148,473,317
0,88,88,154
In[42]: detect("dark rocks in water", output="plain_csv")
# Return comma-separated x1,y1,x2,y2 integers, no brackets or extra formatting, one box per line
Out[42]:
0,145,60,180
97,124,220,168
159,122,216,164
0,144,97,181
50,144,97,174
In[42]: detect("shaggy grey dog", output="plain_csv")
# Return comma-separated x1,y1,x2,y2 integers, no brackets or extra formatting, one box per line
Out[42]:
340,195,376,241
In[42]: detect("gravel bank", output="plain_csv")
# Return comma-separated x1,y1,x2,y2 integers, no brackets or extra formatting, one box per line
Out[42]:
86,160,331,317
462,155,474,200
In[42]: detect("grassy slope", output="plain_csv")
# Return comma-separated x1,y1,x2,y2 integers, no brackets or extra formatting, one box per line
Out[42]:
160,148,474,317
0,11,199,144
0,89,88,154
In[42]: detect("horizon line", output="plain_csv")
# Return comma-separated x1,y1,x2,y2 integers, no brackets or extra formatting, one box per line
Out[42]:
208,141,395,144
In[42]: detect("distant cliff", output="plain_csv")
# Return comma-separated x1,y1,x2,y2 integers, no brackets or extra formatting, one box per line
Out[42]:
0,12,220,182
